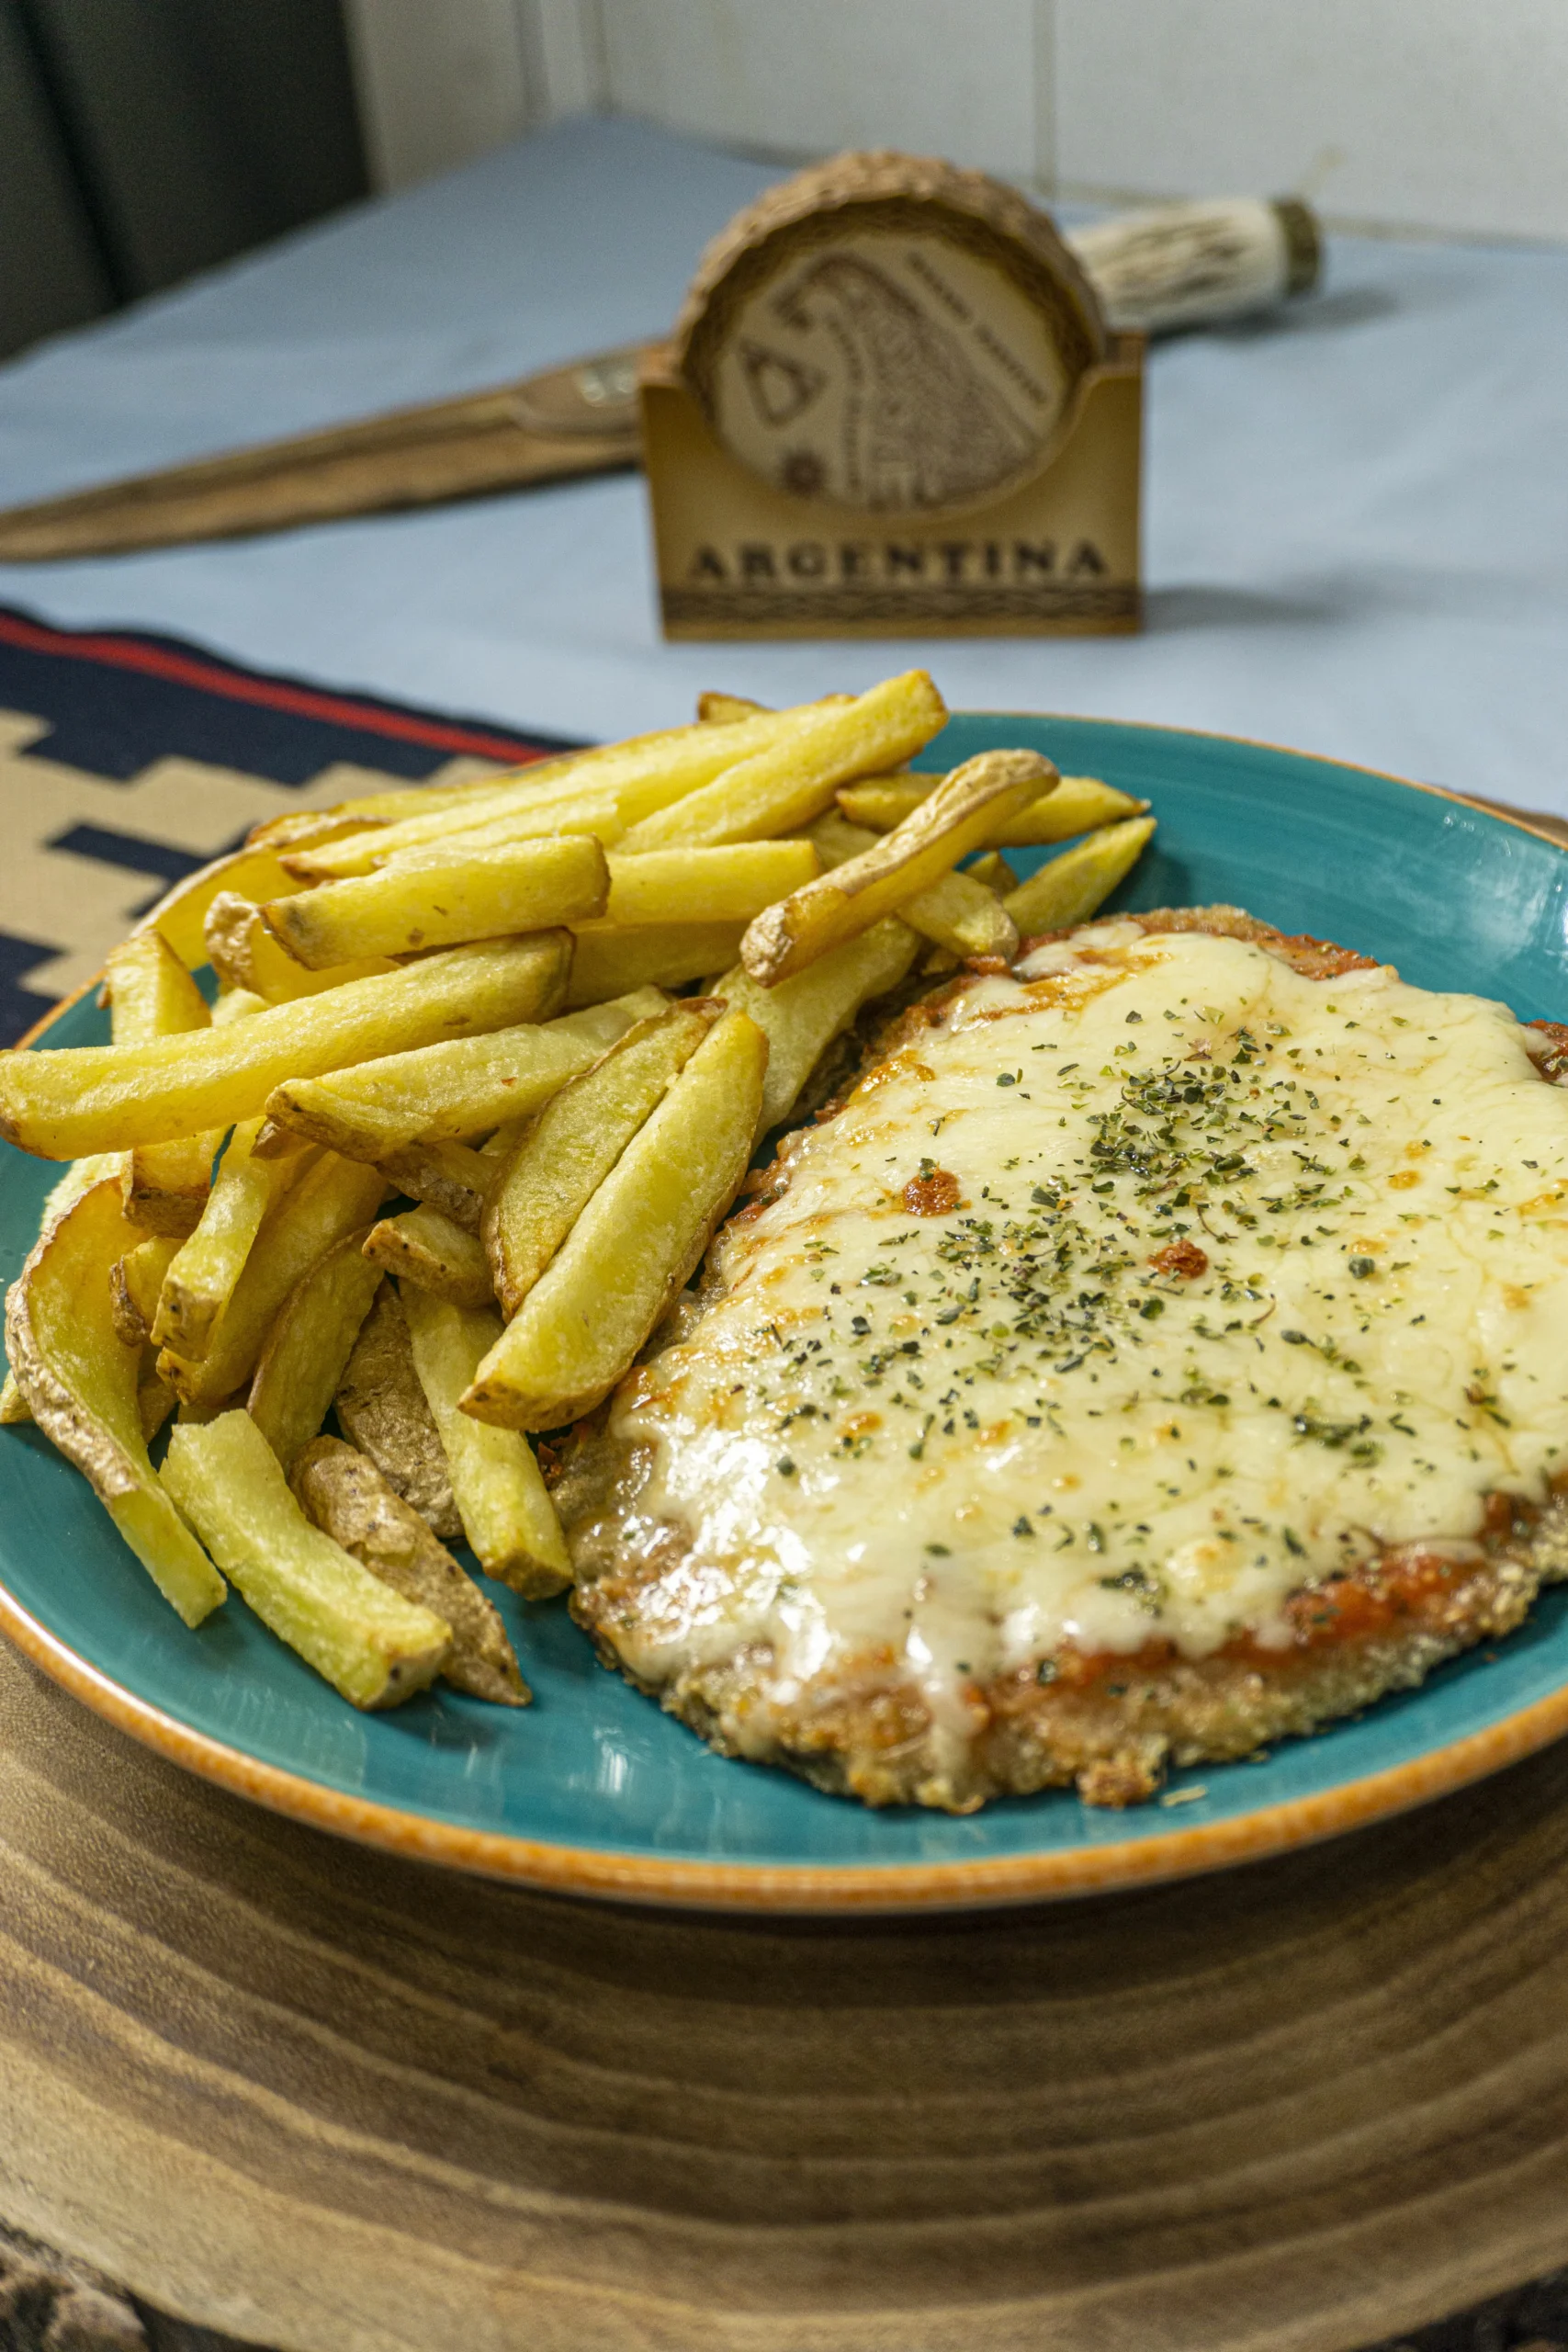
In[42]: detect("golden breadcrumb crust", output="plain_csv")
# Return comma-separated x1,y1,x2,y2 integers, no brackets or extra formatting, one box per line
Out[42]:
559,909,1568,1810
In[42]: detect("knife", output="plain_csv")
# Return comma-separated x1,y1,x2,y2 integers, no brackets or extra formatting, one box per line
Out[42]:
0,344,649,561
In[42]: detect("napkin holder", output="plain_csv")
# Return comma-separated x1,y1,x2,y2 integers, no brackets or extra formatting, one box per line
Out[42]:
640,151,1143,641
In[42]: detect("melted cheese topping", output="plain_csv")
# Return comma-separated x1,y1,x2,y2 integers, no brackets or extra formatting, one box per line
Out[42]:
608,925,1568,1748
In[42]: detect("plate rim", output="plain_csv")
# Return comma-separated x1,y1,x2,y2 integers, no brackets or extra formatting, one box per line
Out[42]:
6,710,1567,1915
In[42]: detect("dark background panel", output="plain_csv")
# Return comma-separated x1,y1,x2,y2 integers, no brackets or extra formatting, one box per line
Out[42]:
0,0,114,356
0,0,368,359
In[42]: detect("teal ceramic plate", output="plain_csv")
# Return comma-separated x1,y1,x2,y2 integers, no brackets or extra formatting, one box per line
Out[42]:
3,713,1567,1913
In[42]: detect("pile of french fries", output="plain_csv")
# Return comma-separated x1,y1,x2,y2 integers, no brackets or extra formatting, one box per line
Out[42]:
0,671,1154,1713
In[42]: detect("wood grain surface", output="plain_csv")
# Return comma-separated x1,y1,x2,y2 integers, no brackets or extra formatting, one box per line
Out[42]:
3,1628,1568,2352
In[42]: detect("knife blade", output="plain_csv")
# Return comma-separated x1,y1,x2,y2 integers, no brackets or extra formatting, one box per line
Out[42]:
0,345,650,561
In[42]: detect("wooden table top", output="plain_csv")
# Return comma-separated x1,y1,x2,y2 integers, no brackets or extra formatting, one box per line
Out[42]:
3,1623,1568,2352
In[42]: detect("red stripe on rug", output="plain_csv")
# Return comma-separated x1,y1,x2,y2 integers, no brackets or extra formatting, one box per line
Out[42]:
0,610,551,765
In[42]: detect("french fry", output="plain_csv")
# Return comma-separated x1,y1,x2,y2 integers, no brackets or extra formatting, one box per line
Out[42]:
5,1181,225,1625
159,1152,387,1408
462,1009,766,1430
100,931,223,1238
122,1135,220,1238
292,1436,526,1705
563,923,746,1009
364,1206,494,1308
247,1227,384,1468
0,1152,126,1424
265,1011,615,1162
265,834,609,969
284,707,840,883
837,772,1145,844
744,751,1051,986
968,849,1020,893
135,841,312,971
378,1138,491,1232
806,808,1018,963
161,1411,450,1707
573,842,820,932
109,1235,182,1350
484,1001,721,1317
336,1283,460,1538
243,811,389,855
103,929,211,1039
696,691,769,722
204,891,395,1001
152,1119,316,1361
0,933,571,1160
1003,815,1157,936
138,1357,175,1444
556,983,670,1043
617,671,948,853
210,986,267,1026
703,917,920,1138
245,752,585,846
400,1286,571,1595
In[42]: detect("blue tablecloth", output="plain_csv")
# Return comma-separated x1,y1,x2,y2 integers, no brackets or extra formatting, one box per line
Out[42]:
2,115,1566,814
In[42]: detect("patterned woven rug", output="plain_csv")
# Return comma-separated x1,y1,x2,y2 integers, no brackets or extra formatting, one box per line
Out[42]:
0,604,571,1043
0,602,1562,2352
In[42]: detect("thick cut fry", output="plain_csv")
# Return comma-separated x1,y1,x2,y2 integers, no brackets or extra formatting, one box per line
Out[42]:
0,1152,125,1424
968,848,1020,893
378,1137,491,1231
138,1358,175,1444
159,1152,387,1407
265,834,609,969
110,1235,181,1350
576,842,820,932
266,1011,615,1161
246,753,581,846
247,1227,384,1468
618,671,948,853
838,772,1145,844
0,933,571,1160
696,691,768,722
563,923,747,1008
555,983,671,1044
400,1287,570,1594
99,931,222,1238
1003,816,1157,936
698,919,920,1139
364,1206,494,1307
136,841,311,970
285,707,836,883
104,929,211,1040
210,987,267,1026
336,1283,459,1538
807,809,1018,963
484,1001,721,1317
161,1413,449,1708
152,1119,315,1360
204,892,395,1001
463,1009,767,1430
3,922,196,1404
292,1437,526,1705
5,1182,225,1624
744,752,1050,985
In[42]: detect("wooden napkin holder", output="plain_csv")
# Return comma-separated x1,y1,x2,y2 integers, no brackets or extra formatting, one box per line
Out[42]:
640,152,1143,640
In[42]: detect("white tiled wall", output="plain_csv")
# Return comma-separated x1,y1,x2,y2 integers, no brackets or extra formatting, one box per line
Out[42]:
1054,0,1568,242
599,0,1044,181
346,0,1568,243
342,0,604,190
